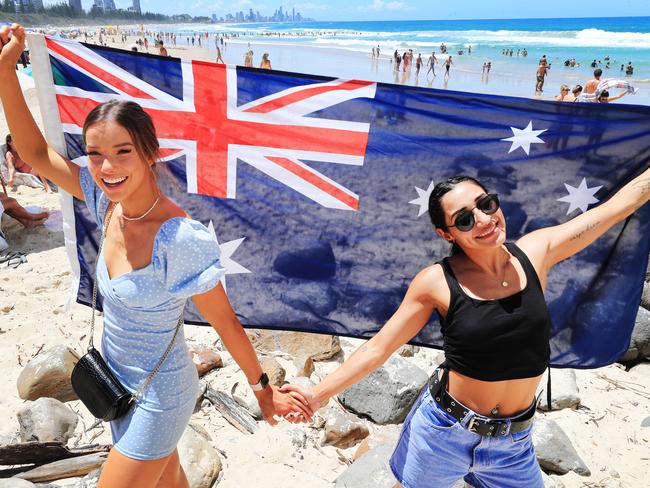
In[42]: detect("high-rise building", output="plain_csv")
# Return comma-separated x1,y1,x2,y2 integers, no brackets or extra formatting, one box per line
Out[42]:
103,0,116,10
32,0,43,9
132,0,141,14
68,0,82,12
92,0,103,10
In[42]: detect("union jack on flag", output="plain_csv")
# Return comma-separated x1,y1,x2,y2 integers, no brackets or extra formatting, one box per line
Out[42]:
46,36,376,210
32,35,650,369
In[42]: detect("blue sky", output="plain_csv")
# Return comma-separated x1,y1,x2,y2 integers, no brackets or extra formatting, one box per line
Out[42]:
70,1,649,21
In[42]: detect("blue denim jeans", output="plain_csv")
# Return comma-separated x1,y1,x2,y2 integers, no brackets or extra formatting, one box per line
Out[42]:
389,386,543,488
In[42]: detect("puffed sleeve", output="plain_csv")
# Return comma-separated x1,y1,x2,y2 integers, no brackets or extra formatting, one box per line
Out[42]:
152,218,226,298
79,166,110,227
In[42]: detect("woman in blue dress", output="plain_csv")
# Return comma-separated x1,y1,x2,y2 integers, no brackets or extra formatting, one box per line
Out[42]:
0,24,311,487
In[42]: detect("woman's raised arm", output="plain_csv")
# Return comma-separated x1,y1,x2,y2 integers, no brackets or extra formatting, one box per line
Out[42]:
0,24,82,199
519,166,650,270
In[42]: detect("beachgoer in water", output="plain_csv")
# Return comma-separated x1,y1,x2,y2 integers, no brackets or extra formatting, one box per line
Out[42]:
625,62,634,76
444,55,453,78
282,169,650,488
584,68,602,95
427,51,437,76
597,89,627,103
535,63,549,94
0,23,312,488
415,53,422,75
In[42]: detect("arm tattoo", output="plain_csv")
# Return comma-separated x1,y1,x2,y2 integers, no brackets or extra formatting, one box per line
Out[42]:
634,177,650,195
570,221,600,241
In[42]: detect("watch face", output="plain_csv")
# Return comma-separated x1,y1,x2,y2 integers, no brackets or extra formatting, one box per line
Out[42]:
260,372,269,388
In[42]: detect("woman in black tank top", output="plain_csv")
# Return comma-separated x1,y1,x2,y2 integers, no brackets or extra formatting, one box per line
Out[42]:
281,171,650,488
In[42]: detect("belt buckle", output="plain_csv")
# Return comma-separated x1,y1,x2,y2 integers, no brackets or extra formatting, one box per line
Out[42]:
467,417,480,433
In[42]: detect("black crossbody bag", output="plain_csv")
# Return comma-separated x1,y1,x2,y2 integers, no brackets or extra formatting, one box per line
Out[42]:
71,203,183,421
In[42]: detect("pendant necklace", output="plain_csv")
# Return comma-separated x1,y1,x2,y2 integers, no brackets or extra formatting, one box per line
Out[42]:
119,196,160,230
499,250,510,288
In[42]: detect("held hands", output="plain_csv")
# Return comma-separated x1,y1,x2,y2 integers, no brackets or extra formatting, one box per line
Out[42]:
0,24,26,72
278,383,322,422
254,385,314,426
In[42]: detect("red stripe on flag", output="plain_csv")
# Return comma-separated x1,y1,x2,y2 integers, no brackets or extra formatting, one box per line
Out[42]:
266,156,359,210
47,38,155,100
244,80,375,114
57,95,101,126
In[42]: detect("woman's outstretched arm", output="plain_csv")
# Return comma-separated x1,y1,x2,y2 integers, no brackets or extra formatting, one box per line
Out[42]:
519,166,650,270
0,24,82,198
282,265,444,410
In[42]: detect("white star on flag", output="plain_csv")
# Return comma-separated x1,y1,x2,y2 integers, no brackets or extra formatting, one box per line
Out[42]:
501,121,547,155
409,180,435,217
557,178,603,215
207,221,251,293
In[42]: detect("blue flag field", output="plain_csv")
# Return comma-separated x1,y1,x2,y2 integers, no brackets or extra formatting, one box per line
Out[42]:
30,35,650,369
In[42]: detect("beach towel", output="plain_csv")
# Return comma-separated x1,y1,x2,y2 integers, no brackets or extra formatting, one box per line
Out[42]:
580,78,639,101
28,34,650,369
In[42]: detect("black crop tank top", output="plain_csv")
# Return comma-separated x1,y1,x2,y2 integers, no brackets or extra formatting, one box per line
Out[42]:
438,242,551,381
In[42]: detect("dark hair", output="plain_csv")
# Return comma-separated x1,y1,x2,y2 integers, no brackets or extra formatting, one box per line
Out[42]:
572,84,583,95
83,100,159,166
599,90,610,100
594,68,602,77
428,175,489,254
5,134,11,145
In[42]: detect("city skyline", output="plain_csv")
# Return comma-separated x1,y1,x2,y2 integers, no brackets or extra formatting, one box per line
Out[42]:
14,0,650,21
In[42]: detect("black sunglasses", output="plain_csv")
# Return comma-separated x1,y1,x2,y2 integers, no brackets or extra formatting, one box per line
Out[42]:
448,194,500,232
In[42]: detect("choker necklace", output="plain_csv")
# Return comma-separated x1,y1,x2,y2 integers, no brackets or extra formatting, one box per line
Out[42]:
119,196,160,229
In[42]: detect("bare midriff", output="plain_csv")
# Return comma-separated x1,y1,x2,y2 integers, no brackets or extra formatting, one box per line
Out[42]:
446,369,543,417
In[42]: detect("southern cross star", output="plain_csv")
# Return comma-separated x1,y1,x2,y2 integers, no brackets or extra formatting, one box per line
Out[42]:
409,180,435,217
557,178,603,215
207,221,251,293
501,121,547,155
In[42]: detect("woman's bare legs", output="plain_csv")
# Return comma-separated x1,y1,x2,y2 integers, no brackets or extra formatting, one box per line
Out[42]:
0,194,48,227
98,448,189,488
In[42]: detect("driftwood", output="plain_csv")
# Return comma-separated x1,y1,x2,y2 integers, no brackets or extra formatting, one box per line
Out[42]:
14,452,107,483
205,386,258,434
0,441,110,466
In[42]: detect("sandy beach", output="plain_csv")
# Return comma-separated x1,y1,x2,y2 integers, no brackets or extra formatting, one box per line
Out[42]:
0,38,649,488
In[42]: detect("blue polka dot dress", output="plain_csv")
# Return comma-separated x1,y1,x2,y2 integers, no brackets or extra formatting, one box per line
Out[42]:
79,167,225,460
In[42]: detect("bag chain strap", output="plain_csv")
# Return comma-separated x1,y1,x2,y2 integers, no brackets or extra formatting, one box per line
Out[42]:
87,202,184,402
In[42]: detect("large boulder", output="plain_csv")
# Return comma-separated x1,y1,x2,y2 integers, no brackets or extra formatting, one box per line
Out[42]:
337,355,428,424
259,356,286,387
0,480,36,487
321,407,370,449
536,369,580,411
178,423,222,488
17,397,78,444
16,345,78,402
353,425,401,461
641,281,650,311
619,307,650,362
532,418,590,476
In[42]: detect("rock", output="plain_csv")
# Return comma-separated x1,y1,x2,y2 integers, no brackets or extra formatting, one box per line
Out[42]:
74,468,101,488
260,356,286,387
177,423,222,488
188,344,223,377
193,380,208,414
273,241,336,280
321,407,370,449
334,443,397,488
542,472,565,488
0,432,19,445
641,281,650,311
245,398,263,421
338,355,428,424
641,416,650,427
249,330,341,362
0,480,37,487
16,345,79,402
532,418,590,476
17,398,78,444
353,425,401,461
619,307,650,362
398,345,419,357
536,369,580,411
293,355,315,377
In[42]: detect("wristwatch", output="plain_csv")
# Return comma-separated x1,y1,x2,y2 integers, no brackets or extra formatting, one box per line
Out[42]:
250,372,269,392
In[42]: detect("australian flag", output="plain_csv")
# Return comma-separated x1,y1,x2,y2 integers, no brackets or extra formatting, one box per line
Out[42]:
37,35,650,369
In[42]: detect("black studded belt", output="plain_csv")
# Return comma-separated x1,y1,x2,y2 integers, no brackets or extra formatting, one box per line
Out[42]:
428,369,535,437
